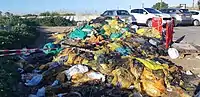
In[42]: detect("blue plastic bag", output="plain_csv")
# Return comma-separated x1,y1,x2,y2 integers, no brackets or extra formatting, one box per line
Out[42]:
25,74,43,86
36,87,45,97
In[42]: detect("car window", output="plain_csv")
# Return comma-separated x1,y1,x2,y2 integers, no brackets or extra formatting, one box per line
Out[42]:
102,11,108,16
131,9,139,13
160,9,166,13
190,11,199,15
168,9,176,13
138,9,146,14
179,9,190,13
103,11,114,16
117,10,130,15
144,8,161,14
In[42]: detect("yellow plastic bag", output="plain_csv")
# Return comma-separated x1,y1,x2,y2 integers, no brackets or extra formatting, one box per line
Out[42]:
108,20,118,27
136,28,161,39
99,64,113,75
122,31,132,38
65,52,77,65
136,28,145,36
103,25,112,36
87,35,104,43
111,67,135,89
93,47,109,60
141,79,165,97
73,56,84,65
136,58,168,70
141,68,166,97
53,48,72,62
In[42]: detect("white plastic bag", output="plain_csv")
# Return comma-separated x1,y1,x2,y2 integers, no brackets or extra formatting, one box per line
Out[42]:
87,72,105,82
64,65,89,80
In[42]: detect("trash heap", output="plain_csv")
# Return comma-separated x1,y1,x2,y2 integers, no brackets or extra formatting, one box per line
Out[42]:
18,17,199,97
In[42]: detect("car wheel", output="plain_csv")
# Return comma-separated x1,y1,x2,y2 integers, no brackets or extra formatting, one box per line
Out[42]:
193,20,200,26
147,19,152,27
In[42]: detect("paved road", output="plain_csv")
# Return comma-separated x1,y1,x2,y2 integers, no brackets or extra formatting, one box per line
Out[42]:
174,26,200,45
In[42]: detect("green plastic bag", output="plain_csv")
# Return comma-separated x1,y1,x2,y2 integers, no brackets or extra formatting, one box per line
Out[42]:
69,29,88,39
43,43,63,55
110,33,123,40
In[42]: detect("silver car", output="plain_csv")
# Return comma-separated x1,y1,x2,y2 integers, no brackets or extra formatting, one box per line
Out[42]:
101,10,137,25
160,8,193,26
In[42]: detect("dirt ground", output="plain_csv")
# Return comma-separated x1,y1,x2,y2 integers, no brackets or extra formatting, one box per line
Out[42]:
36,26,200,75
167,56,200,75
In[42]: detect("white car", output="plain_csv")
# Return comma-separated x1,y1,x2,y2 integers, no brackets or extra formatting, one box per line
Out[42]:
130,8,172,27
190,10,200,26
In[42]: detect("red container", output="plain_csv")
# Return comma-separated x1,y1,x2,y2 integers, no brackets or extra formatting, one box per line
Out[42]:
166,21,174,49
152,17,163,35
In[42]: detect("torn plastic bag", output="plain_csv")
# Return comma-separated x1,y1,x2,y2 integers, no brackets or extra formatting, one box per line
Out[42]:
25,74,43,86
64,65,89,80
111,67,135,89
136,58,168,70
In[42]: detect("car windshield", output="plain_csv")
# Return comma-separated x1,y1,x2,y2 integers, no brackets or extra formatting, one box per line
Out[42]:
144,8,161,14
117,10,130,15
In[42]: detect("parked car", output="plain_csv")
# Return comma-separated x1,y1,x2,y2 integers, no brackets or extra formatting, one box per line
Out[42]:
160,8,193,26
189,10,200,26
100,10,137,24
130,8,171,27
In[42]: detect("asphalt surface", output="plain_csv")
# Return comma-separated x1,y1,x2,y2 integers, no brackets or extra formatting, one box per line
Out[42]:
174,26,200,45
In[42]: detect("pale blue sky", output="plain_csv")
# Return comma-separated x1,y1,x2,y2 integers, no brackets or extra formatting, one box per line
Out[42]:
0,0,197,14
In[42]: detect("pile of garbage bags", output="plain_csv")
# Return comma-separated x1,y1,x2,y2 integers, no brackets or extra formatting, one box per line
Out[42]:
17,17,200,97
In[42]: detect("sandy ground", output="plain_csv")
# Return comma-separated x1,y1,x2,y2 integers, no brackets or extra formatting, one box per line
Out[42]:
35,26,200,75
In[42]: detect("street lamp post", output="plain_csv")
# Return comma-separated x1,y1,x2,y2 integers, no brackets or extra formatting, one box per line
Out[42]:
193,0,195,9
